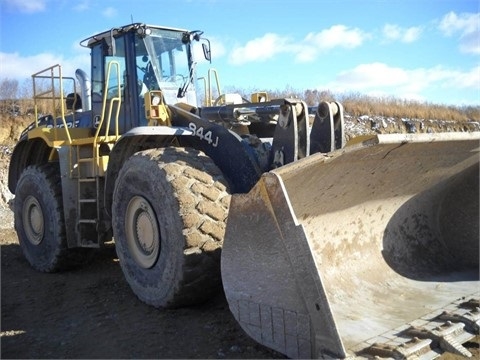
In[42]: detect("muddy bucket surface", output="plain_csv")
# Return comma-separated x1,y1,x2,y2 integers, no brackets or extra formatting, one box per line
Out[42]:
222,132,480,358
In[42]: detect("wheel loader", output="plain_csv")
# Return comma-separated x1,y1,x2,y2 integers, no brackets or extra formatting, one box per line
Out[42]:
8,23,480,359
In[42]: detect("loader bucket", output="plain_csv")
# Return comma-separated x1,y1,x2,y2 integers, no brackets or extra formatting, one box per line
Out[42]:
222,132,480,359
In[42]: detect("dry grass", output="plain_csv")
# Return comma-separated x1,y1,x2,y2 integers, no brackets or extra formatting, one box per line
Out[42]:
4,89,480,123
338,93,479,122
228,86,480,122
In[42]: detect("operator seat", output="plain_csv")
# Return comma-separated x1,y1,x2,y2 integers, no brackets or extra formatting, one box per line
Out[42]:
66,93,82,111
143,61,160,90
65,93,93,129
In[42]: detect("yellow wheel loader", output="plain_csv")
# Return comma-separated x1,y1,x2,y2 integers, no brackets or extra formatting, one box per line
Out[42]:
8,23,479,358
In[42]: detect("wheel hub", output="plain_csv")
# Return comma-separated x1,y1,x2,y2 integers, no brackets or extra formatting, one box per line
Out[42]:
125,196,160,269
23,196,44,245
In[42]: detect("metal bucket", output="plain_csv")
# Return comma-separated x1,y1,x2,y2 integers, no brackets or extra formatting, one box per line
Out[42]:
222,132,480,358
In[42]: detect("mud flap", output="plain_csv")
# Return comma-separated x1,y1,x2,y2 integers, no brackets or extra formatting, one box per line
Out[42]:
221,132,480,358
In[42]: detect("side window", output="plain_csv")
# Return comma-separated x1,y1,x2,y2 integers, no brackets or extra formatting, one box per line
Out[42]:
91,44,103,100
91,37,126,101
105,37,126,99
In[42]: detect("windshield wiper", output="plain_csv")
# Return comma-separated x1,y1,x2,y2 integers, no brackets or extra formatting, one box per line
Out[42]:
177,61,196,98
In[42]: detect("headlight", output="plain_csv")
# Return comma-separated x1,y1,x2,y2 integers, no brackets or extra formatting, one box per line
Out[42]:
151,95,161,106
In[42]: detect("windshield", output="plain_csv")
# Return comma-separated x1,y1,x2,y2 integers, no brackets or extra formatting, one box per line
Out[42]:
135,28,191,94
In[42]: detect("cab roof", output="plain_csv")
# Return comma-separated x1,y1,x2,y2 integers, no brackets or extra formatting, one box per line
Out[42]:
80,23,190,48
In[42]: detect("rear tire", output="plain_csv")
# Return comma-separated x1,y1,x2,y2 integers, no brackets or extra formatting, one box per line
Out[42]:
14,163,68,272
112,147,231,308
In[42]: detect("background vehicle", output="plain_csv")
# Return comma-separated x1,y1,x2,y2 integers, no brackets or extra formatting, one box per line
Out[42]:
8,23,479,358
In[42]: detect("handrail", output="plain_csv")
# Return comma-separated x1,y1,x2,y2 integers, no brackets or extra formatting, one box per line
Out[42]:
208,68,221,106
31,62,122,178
198,76,208,106
93,60,121,140
198,68,222,106
32,64,77,143
90,60,121,176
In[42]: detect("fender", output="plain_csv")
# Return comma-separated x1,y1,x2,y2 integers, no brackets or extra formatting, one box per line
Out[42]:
169,104,262,192
104,113,263,217
8,138,53,194
8,112,93,194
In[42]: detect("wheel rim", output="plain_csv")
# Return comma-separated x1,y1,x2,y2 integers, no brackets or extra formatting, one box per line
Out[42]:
125,196,160,269
23,195,44,245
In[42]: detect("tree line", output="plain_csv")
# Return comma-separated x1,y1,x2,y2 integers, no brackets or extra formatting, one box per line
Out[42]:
1,77,478,122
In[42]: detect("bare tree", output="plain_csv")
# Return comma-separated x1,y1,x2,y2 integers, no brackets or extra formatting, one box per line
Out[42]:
19,78,34,115
0,78,19,115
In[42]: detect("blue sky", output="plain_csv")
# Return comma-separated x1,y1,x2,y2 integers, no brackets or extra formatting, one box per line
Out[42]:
0,0,479,105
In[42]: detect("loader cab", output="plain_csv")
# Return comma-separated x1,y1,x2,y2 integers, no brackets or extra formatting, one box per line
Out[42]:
82,23,206,134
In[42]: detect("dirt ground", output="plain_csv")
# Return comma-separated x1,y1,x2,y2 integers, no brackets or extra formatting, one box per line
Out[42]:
1,115,478,359
1,228,284,359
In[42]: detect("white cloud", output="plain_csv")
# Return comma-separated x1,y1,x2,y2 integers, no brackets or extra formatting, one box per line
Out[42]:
382,24,401,41
293,25,368,63
441,64,480,89
335,62,408,89
439,11,479,36
294,46,317,63
1,52,60,79
438,11,480,54
402,27,422,43
325,62,480,102
382,24,422,43
102,6,118,18
3,0,46,13
0,52,90,81
228,26,368,65
303,25,367,50
228,33,291,65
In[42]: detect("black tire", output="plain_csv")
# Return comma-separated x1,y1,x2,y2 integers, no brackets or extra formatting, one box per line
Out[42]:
112,147,231,308
14,163,69,272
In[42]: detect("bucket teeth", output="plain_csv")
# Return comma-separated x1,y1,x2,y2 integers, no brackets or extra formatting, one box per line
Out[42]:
358,320,475,359
461,299,480,310
351,296,480,359
405,322,473,358
359,337,435,359
438,309,480,334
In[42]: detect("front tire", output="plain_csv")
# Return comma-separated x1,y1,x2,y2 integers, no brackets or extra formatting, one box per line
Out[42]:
14,163,68,272
112,147,231,308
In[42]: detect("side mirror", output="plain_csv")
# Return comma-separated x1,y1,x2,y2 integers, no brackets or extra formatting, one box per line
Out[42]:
202,42,211,63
